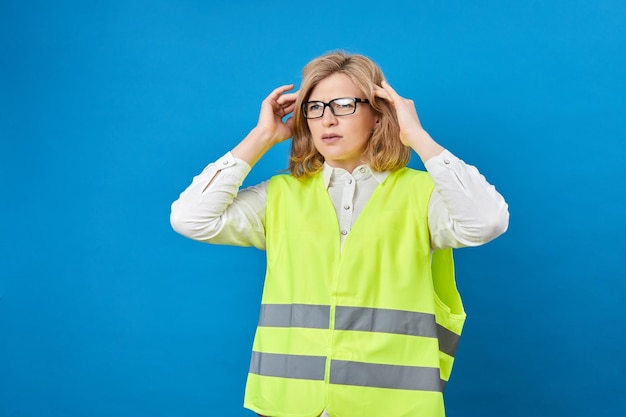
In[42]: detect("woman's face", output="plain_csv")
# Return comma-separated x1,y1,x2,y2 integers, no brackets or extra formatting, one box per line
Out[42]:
306,73,378,172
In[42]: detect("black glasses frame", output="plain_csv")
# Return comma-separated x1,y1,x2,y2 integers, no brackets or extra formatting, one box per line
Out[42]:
302,97,370,119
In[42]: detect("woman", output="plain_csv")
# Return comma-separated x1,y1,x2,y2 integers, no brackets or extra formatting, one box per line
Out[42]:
171,51,509,417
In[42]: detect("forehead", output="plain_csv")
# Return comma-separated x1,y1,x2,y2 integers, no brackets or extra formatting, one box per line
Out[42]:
309,73,363,101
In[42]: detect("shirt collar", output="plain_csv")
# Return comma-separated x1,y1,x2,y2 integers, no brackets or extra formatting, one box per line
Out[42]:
322,162,390,188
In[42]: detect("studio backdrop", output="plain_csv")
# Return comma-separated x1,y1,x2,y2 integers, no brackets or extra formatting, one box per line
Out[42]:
1,1,625,416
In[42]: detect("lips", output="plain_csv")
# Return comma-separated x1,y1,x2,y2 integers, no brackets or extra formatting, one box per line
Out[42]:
321,133,342,143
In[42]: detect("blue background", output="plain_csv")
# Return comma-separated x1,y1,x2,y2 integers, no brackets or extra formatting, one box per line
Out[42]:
1,1,625,416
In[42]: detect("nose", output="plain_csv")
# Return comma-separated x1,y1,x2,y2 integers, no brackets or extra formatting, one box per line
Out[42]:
321,105,337,127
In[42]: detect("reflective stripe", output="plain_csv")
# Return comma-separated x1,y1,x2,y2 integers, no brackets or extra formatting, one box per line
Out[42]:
335,306,438,338
259,305,460,357
437,324,461,357
330,360,442,392
249,351,326,381
258,304,330,329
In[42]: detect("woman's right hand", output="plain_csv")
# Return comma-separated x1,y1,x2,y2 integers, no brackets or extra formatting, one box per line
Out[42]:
256,84,299,144
231,85,299,167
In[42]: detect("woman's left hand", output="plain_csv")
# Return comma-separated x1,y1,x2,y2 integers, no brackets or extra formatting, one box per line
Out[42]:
374,80,425,146
374,80,444,162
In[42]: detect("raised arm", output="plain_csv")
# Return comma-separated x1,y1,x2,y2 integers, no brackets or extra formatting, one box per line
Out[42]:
170,85,299,249
374,80,509,248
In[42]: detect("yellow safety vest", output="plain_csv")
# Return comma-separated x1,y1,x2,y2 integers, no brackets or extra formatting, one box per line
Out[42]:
244,168,466,417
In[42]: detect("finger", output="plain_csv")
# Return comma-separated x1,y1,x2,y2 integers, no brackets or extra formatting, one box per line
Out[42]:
373,85,393,102
270,84,295,100
275,105,296,120
381,80,401,99
281,102,297,115
276,91,299,106
278,94,298,110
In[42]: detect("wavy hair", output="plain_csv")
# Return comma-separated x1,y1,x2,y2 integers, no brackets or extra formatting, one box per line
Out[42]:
289,51,411,178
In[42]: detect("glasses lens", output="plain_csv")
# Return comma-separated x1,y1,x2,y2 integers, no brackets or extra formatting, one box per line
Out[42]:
331,98,357,116
305,102,324,118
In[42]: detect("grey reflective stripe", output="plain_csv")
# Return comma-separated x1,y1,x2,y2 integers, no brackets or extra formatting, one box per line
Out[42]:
258,304,330,329
334,306,438,338
436,324,460,357
249,351,326,381
330,360,442,392
440,378,447,391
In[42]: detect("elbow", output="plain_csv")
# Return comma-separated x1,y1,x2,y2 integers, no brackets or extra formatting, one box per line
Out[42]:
170,209,188,237
450,204,509,248
170,208,194,238
473,203,510,245
484,210,509,242
169,206,219,242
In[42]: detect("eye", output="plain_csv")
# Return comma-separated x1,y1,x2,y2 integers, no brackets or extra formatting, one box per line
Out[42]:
332,98,355,110
306,102,323,112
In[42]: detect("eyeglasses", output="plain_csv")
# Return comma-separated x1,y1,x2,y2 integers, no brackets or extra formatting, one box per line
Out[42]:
302,97,370,119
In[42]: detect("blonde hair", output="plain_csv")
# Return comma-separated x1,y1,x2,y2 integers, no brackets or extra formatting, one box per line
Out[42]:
289,51,411,178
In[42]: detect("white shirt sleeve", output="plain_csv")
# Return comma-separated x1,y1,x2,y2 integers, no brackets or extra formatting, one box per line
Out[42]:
170,150,509,252
170,152,268,250
425,150,509,249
